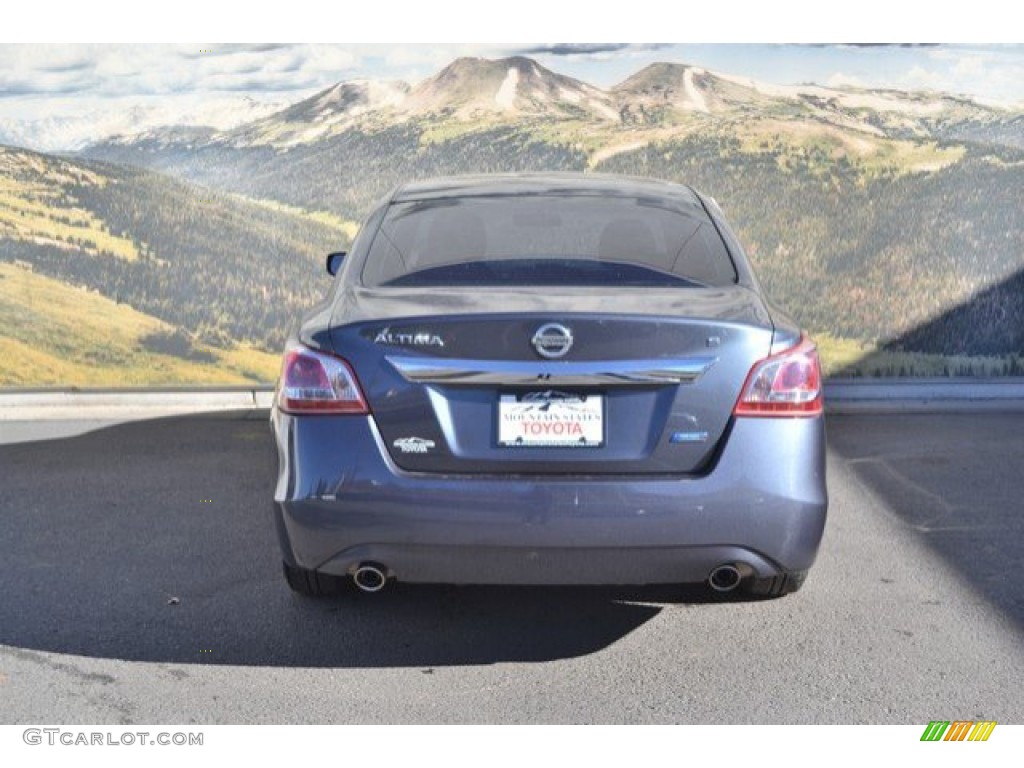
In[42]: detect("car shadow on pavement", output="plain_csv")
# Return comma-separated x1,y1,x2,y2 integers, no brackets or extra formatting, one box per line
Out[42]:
0,412,743,668
826,412,1024,632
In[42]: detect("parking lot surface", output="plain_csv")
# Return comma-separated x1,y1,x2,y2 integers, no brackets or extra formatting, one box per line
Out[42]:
0,411,1021,723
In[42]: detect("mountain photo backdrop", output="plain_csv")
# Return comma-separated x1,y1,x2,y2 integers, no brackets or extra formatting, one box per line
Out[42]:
1,44,1022,386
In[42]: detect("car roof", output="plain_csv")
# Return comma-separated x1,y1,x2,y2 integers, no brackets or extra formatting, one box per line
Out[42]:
392,173,702,207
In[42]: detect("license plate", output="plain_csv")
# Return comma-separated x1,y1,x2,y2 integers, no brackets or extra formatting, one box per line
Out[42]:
498,391,604,448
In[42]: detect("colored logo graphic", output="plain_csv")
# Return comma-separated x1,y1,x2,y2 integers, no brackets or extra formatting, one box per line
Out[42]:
920,721,996,742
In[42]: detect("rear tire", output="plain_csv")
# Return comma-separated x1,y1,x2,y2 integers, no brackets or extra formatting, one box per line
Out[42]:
282,561,344,597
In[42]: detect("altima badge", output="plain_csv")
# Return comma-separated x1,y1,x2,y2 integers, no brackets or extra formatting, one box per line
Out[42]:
393,437,436,454
374,327,445,347
531,323,574,359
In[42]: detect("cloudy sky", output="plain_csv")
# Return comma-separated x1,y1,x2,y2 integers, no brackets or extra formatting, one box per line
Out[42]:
1,43,1022,150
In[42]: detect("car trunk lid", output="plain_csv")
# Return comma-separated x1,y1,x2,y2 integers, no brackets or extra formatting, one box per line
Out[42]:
330,285,774,475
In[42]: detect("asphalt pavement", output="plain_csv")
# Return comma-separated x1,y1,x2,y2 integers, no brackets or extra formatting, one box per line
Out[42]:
0,410,1021,723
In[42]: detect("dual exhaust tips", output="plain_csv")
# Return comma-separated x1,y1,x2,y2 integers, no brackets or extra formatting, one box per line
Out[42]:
353,562,747,594
707,563,744,593
352,562,388,593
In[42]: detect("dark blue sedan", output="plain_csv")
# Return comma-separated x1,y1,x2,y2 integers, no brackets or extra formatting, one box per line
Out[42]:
271,173,827,598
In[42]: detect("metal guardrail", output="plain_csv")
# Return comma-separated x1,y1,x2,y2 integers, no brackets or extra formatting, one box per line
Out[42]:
2,378,1024,419
0,388,274,421
823,378,1024,412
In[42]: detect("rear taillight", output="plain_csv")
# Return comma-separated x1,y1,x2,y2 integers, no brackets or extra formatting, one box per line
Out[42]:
734,335,823,417
276,343,368,415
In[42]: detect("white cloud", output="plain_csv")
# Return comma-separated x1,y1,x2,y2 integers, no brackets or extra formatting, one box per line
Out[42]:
299,46,362,74
0,44,368,101
918,45,1024,105
826,72,867,89
899,53,1024,106
903,64,947,92
383,45,505,70
0,44,370,145
952,55,986,77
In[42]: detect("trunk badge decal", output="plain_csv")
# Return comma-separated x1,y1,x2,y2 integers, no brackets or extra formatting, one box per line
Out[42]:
393,437,437,454
374,327,445,347
670,431,709,444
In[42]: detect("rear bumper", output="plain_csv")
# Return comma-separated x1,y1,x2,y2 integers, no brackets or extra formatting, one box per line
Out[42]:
271,410,827,586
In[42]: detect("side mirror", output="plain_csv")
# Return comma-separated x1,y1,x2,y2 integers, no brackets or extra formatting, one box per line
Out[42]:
326,251,347,276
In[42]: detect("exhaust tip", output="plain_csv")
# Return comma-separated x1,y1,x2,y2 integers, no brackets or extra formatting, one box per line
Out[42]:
353,563,388,593
708,563,743,593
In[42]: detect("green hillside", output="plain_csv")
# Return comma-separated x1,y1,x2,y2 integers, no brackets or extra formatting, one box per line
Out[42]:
84,118,1024,373
598,136,1023,343
0,144,351,384
0,262,278,386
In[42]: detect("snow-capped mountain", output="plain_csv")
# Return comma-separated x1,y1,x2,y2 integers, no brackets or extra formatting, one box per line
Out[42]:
225,80,410,147
401,56,618,121
609,61,1010,138
78,55,1023,216
218,56,619,148
0,95,289,152
10,55,1018,154
612,62,751,117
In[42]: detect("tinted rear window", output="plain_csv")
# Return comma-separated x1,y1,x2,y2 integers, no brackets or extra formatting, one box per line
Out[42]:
360,195,737,288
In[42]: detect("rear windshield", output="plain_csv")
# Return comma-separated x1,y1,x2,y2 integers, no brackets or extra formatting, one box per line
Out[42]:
360,195,737,288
